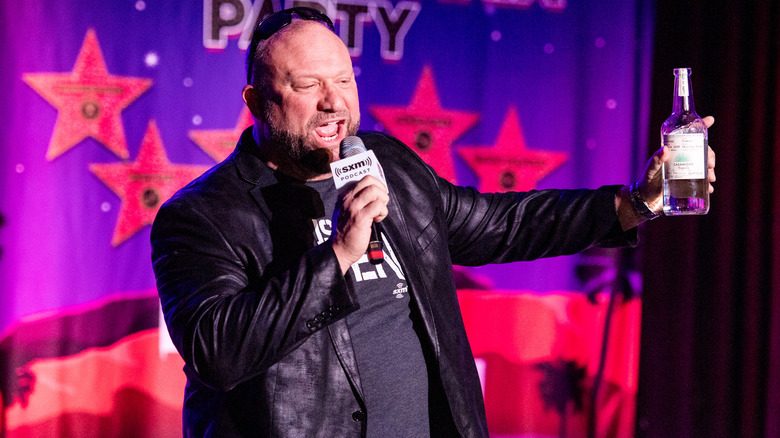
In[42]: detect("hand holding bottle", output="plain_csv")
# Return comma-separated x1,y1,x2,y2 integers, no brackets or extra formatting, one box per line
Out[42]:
640,115,716,213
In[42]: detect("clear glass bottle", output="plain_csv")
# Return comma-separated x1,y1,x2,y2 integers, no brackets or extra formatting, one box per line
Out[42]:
661,68,709,215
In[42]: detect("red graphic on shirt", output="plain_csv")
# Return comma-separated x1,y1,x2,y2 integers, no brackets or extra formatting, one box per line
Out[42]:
189,107,254,162
369,66,479,183
458,107,568,192
90,120,209,246
22,29,152,161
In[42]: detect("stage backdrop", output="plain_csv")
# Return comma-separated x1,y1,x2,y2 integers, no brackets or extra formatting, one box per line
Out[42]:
0,1,655,436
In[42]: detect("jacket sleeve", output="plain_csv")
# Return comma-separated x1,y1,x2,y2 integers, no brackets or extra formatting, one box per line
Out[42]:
151,197,358,392
438,179,637,266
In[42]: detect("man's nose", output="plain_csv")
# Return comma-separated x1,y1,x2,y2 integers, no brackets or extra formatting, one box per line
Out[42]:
318,83,346,112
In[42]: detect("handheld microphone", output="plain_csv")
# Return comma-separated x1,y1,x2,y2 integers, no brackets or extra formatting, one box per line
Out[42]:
331,136,385,265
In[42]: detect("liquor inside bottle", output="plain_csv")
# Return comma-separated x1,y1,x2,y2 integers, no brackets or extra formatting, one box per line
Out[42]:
661,68,709,215
663,178,709,214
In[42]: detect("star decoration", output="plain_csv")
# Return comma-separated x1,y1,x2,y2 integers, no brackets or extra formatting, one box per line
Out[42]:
458,107,568,192
23,29,152,161
189,106,254,162
369,66,479,183
90,120,210,246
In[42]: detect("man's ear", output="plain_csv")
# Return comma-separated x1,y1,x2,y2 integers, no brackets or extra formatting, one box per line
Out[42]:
242,85,263,119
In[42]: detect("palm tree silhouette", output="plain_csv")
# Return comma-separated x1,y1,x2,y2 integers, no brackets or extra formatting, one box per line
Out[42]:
535,359,586,438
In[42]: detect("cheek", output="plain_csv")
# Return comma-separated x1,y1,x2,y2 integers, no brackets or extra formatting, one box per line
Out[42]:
346,90,360,116
281,98,317,127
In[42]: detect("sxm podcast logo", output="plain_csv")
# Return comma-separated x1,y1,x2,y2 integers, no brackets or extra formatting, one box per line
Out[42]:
334,156,372,179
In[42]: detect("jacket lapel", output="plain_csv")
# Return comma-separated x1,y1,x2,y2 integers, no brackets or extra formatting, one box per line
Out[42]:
382,178,441,358
327,318,365,402
231,128,277,221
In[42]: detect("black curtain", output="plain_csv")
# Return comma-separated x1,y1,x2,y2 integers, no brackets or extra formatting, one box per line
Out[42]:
637,1,780,437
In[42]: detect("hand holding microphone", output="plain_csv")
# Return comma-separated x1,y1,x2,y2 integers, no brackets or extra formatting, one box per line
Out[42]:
330,136,388,271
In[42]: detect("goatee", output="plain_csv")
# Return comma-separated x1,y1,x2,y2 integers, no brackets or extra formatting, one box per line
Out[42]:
265,110,360,176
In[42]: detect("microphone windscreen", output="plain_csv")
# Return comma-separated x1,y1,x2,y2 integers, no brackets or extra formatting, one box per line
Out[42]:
340,136,367,158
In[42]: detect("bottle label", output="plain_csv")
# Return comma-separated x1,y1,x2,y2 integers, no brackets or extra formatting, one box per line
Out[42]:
677,71,690,97
663,133,706,179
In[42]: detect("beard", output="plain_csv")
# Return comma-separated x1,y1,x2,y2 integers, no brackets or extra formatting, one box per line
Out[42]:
264,107,360,176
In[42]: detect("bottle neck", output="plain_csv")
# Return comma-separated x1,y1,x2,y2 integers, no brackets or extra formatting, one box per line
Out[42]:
672,68,695,114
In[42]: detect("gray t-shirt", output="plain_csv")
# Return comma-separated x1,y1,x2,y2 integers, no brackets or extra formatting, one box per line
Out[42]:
307,178,430,437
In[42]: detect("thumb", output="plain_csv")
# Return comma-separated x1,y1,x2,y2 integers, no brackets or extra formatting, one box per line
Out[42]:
644,146,669,183
639,146,670,201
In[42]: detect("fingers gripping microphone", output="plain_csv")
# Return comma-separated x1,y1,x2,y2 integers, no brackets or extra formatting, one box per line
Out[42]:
331,136,385,265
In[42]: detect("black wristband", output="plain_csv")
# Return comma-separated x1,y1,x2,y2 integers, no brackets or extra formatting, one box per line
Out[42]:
629,182,661,220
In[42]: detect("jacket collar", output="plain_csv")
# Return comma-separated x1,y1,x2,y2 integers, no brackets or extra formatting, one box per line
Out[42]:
232,127,278,188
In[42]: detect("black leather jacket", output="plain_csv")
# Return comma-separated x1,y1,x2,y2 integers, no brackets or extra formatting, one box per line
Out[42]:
151,129,635,437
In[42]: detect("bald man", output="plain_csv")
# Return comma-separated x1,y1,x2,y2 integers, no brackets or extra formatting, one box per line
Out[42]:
152,7,716,438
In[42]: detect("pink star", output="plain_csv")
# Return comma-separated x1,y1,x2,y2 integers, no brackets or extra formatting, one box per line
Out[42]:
458,107,568,192
369,66,479,183
23,29,152,161
90,121,210,246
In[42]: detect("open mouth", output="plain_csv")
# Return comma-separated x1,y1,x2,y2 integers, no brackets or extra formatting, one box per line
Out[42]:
314,120,341,142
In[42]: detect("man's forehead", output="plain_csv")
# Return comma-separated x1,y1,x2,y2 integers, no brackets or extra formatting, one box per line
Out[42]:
265,20,350,68
268,19,338,48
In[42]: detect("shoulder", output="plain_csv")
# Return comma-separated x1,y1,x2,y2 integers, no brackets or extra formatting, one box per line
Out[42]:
355,131,455,220
357,130,437,180
358,130,413,155
163,158,238,210
151,151,268,255
163,129,272,212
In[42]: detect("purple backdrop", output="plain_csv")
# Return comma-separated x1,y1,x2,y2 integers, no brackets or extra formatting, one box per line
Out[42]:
1,0,655,436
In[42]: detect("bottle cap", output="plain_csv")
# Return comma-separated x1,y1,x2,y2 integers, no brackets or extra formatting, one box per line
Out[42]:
674,68,691,97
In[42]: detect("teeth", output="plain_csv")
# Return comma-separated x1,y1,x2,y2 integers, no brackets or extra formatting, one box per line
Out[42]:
316,121,340,141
